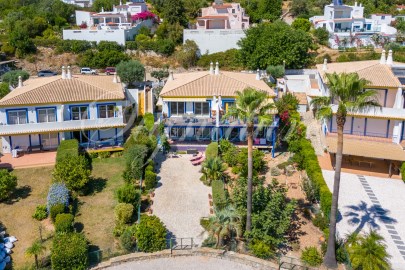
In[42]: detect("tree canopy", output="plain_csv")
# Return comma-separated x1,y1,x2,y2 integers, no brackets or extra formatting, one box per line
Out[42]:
238,21,313,69
116,60,145,85
240,0,282,23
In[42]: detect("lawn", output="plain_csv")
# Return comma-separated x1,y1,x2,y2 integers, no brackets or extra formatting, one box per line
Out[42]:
0,156,126,269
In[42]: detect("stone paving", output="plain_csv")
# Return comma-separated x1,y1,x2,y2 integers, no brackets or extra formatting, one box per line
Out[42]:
110,256,256,270
322,170,405,269
152,153,211,245
302,111,326,156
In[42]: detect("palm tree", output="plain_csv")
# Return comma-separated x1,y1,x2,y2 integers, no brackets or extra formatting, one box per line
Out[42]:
202,157,226,185
25,239,46,269
208,205,243,248
347,230,391,270
311,72,380,268
225,88,274,232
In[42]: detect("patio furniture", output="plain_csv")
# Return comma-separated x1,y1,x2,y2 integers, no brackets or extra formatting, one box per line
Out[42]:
187,149,198,155
27,144,43,153
190,152,203,161
192,156,205,165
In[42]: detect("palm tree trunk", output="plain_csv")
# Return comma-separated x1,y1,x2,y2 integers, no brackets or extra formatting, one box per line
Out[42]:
324,115,345,268
34,254,39,269
246,123,254,232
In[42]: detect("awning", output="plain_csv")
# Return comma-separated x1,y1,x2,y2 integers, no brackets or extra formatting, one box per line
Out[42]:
326,136,405,161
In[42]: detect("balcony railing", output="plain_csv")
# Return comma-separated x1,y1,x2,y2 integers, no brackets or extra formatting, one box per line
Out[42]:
0,118,125,136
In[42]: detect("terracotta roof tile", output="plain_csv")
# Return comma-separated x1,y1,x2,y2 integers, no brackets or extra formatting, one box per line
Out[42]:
0,75,125,107
160,71,275,97
316,60,402,88
292,92,308,105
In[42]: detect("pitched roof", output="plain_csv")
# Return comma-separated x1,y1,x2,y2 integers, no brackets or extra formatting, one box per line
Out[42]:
0,75,125,107
316,60,402,88
326,136,405,161
160,71,275,98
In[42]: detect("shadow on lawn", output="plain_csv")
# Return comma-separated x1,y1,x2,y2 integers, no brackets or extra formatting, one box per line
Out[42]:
344,201,397,234
83,177,107,195
4,185,32,204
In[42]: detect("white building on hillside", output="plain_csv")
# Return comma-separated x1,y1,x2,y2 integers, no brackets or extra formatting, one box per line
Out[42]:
310,0,397,48
62,0,93,8
63,0,152,45
183,0,249,54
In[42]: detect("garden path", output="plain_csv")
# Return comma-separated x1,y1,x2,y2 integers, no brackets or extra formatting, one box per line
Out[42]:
152,153,211,246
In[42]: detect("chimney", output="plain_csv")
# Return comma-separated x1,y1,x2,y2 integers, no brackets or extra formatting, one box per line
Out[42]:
355,1,357,6
168,71,174,81
380,50,386,64
256,69,260,80
113,73,118,83
386,50,393,66
323,58,328,71
101,7,104,12
215,62,219,75
61,66,66,79
18,76,23,88
67,66,72,79
209,62,214,75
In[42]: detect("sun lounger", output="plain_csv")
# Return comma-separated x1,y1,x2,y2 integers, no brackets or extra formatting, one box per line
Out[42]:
190,152,203,161
192,156,205,166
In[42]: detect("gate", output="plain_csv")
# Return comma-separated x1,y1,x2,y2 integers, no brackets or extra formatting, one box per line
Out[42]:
168,238,194,254
278,256,319,270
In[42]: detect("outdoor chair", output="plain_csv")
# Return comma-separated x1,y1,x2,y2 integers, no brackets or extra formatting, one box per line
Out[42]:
192,156,205,166
190,152,203,161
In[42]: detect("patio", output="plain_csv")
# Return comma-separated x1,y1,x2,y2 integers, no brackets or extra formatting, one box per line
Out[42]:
0,151,56,169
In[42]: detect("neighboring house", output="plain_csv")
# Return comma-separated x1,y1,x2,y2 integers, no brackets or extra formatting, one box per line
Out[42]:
310,0,397,48
397,5,405,12
0,60,15,77
159,62,279,155
316,50,405,173
0,68,131,154
277,74,322,113
63,0,152,45
183,0,249,54
62,0,93,8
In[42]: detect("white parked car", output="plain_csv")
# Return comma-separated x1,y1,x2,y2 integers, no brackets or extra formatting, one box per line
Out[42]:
80,67,97,75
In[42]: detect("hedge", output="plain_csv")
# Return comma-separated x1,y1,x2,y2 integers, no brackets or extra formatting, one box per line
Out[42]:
206,142,218,159
136,215,167,252
55,213,74,233
56,139,79,162
401,162,405,183
212,180,227,209
143,112,155,132
51,232,88,270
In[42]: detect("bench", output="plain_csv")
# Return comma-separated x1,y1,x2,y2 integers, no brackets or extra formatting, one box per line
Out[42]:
27,145,43,153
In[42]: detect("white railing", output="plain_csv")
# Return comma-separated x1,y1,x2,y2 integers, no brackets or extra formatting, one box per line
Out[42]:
98,23,132,30
0,117,125,136
184,29,245,35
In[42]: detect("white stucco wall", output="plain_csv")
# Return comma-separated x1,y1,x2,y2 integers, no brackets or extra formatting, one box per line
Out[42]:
183,29,246,54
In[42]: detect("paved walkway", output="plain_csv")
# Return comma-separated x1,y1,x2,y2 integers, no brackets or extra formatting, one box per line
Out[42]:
110,256,255,270
302,111,326,156
322,170,405,269
0,151,56,169
153,154,211,245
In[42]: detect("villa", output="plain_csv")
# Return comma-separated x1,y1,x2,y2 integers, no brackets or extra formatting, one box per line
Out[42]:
310,0,397,48
0,68,133,154
183,0,249,54
316,50,405,175
159,63,278,155
63,0,152,45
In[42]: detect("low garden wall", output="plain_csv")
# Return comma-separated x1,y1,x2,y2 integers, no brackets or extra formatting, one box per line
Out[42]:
91,248,279,270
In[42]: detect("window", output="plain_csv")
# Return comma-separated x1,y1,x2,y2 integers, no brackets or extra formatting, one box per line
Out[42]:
170,102,185,116
232,9,235,13
195,127,211,139
41,132,58,149
170,127,184,138
37,108,56,123
194,102,210,116
98,104,115,118
71,106,88,120
7,110,27,125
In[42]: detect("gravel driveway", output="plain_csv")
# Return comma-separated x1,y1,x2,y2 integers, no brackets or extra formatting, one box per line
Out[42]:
322,170,405,269
152,154,211,245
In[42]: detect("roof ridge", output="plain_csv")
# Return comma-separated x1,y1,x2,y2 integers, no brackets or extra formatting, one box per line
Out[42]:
75,77,124,99
221,72,272,93
161,72,209,96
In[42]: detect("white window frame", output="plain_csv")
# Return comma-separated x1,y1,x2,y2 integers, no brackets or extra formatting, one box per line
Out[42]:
71,106,89,120
37,108,56,123
194,102,210,116
170,102,185,116
8,110,27,125
98,104,116,118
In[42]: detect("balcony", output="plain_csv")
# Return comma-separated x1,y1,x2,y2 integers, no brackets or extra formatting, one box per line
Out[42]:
163,115,279,128
0,118,126,136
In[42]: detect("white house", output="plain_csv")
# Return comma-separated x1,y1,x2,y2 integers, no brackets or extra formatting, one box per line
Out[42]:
316,51,405,171
63,0,152,45
0,68,134,154
310,1,397,48
62,0,93,8
183,0,249,54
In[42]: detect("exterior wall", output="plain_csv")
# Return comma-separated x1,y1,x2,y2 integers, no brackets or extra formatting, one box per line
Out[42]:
198,2,249,30
183,29,246,54
63,19,153,45
76,10,92,26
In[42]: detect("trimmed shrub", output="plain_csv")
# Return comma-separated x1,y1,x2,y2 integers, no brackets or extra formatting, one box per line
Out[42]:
200,217,210,230
301,246,322,267
145,170,157,190
0,169,17,201
114,203,134,224
120,225,137,251
51,232,88,270
401,162,405,182
55,213,74,233
47,183,69,214
143,113,155,132
136,215,167,252
205,142,218,159
53,154,91,191
212,180,227,209
56,139,79,162
50,203,66,222
116,184,141,208
98,151,111,159
249,240,274,259
123,144,148,183
313,213,329,230
32,205,48,221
